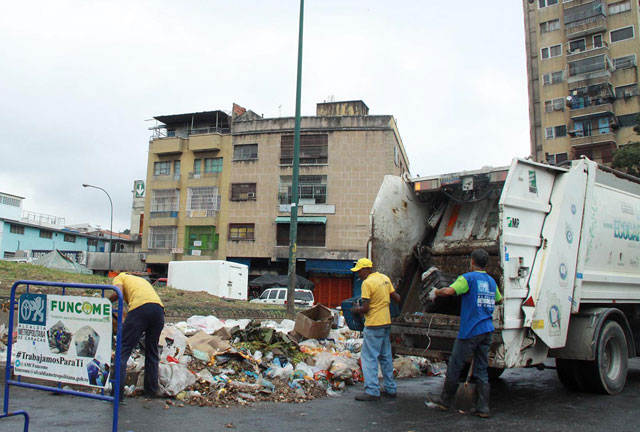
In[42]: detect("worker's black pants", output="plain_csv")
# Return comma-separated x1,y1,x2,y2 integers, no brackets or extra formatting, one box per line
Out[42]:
119,303,164,397
446,332,492,385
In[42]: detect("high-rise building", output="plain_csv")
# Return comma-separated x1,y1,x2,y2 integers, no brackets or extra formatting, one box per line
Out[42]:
141,101,410,306
523,0,640,165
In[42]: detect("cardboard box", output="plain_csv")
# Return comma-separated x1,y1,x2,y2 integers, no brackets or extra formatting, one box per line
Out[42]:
293,304,333,339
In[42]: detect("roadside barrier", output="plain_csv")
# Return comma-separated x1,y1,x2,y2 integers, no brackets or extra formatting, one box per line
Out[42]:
2,280,124,432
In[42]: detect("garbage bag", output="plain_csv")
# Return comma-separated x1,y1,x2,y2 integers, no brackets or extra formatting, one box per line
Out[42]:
186,315,224,334
329,356,359,381
159,325,188,360
313,352,335,371
266,362,294,380
393,357,420,378
260,319,295,334
158,362,196,396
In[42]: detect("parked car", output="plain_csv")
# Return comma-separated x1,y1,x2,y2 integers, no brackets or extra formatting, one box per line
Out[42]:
250,287,314,307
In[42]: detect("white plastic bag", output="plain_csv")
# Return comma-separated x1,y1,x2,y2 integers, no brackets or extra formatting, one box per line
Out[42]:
266,363,294,380
158,362,196,396
159,325,188,360
186,315,224,334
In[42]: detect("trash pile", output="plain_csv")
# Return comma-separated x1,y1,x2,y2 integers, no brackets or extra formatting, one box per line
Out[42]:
122,313,373,407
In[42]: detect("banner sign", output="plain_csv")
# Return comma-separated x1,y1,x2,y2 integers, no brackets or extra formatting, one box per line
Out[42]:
14,294,113,388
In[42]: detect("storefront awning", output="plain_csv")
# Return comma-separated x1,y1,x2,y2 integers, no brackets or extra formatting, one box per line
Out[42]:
275,216,327,224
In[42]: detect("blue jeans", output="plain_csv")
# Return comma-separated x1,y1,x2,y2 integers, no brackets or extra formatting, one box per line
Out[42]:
446,332,492,384
361,326,396,396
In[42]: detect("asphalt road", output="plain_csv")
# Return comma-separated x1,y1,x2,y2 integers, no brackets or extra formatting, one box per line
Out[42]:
2,359,640,432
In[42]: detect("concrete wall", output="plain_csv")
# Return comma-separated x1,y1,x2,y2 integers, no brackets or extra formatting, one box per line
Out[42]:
87,252,146,272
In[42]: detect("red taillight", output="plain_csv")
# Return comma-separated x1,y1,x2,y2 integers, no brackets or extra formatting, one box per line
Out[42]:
284,300,287,305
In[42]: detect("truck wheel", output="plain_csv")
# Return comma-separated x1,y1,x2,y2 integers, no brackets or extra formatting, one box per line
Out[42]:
488,367,505,381
583,321,628,395
556,358,586,392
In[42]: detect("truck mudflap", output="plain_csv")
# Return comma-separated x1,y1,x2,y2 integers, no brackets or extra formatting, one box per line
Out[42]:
520,159,588,349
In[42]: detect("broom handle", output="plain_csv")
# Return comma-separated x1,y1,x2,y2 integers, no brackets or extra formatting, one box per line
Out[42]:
466,357,475,385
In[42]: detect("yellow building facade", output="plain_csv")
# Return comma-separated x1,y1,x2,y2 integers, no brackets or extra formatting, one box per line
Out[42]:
523,0,640,164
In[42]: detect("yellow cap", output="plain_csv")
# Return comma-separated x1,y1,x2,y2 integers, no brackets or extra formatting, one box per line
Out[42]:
351,258,373,272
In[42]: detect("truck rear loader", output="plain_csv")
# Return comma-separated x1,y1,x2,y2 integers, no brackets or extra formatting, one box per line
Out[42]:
370,157,640,394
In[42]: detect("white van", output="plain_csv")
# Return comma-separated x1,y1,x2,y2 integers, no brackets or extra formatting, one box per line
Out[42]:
250,287,314,307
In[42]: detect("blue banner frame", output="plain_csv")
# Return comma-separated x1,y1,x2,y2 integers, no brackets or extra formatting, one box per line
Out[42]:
2,280,124,432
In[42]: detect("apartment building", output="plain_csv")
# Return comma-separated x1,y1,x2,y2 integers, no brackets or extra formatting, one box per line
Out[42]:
143,110,233,267
142,101,410,306
523,0,640,165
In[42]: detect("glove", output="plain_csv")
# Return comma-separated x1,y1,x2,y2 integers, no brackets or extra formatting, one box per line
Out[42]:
427,289,437,302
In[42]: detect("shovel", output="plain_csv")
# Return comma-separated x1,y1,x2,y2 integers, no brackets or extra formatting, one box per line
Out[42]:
454,358,476,412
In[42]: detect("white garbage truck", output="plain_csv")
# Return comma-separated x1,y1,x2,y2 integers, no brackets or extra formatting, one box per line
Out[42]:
370,157,640,394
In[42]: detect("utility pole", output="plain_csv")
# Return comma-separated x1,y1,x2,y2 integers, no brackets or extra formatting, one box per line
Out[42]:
287,0,304,318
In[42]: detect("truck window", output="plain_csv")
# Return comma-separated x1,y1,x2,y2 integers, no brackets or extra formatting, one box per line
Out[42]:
259,291,269,300
268,290,278,300
278,290,286,299
295,290,313,301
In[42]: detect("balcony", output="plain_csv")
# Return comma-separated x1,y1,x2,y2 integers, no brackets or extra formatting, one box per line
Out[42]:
149,137,184,155
565,13,606,38
567,55,613,84
566,42,608,62
150,174,181,187
188,133,223,153
570,131,616,148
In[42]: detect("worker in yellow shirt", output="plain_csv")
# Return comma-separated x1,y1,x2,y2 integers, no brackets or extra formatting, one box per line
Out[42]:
350,258,401,401
109,272,164,401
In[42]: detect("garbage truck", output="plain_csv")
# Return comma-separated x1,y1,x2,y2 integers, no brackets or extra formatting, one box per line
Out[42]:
369,157,640,394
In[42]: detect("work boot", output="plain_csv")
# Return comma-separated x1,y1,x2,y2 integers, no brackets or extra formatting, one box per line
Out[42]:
425,377,457,411
471,381,490,418
355,393,380,401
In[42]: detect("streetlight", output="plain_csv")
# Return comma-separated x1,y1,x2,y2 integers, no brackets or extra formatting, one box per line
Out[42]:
82,183,113,275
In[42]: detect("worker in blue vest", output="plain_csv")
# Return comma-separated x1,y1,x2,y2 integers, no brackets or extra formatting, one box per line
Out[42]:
425,249,502,418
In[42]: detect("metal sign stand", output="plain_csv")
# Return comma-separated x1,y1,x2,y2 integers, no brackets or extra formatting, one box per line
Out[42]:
2,280,124,432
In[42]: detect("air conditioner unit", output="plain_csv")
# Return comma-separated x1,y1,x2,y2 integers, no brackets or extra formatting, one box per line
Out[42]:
624,90,636,99
247,192,256,198
138,252,147,260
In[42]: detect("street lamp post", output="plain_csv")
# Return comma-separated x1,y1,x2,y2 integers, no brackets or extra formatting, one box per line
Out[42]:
82,183,113,275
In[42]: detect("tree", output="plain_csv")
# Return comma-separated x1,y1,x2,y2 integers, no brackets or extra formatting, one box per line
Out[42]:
612,142,640,177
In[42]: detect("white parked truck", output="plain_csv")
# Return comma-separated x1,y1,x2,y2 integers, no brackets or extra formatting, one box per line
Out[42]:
167,260,249,300
370,157,640,394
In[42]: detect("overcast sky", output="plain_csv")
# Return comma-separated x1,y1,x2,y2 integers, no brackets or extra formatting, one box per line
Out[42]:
0,1,530,232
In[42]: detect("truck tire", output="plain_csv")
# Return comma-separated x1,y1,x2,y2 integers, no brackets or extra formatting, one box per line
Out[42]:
556,358,586,392
583,321,628,395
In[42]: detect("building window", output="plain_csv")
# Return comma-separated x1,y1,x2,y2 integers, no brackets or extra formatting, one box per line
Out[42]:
151,189,180,215
543,71,564,86
545,98,565,112
538,0,558,7
174,160,181,178
277,223,325,247
568,55,609,77
615,84,638,99
540,19,560,34
280,134,328,165
233,144,258,160
154,161,171,176
231,183,257,201
569,38,586,54
193,159,201,175
547,153,568,165
613,54,636,69
229,224,255,241
1,195,20,207
64,234,76,243
187,187,221,212
541,44,562,59
545,125,567,139
148,226,177,251
609,0,631,15
593,34,603,48
610,26,634,43
88,239,98,247
279,175,327,204
204,157,223,173
616,113,640,127
39,230,52,239
9,224,24,235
